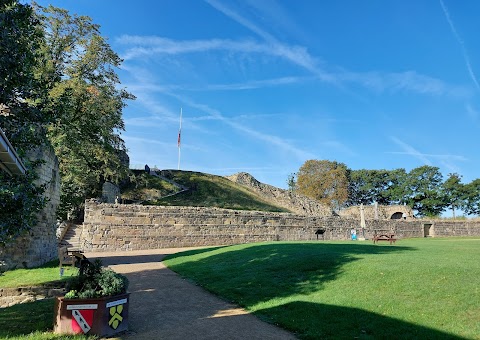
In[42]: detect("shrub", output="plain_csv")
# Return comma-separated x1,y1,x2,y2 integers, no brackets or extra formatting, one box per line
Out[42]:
65,259,128,299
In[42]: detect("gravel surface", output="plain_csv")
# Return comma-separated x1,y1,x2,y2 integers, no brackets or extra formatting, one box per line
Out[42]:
85,248,297,340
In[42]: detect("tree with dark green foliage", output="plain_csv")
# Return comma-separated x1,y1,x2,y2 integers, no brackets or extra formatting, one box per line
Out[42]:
462,179,480,216
399,165,447,217
0,0,46,244
442,173,465,219
347,168,407,206
34,4,134,219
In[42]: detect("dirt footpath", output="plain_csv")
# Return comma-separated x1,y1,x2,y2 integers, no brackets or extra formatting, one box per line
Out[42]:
85,248,296,340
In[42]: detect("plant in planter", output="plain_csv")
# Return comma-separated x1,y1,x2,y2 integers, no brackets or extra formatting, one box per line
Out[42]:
64,259,129,299
54,259,130,336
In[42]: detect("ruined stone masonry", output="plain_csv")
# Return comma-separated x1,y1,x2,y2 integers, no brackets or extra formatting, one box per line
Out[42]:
225,172,333,216
0,146,60,270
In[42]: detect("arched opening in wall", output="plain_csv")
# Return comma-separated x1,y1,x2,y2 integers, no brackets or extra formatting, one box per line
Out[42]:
423,224,434,237
390,212,403,219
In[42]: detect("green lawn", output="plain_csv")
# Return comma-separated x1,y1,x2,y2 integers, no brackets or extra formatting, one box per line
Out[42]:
164,238,480,339
0,260,77,288
0,299,95,339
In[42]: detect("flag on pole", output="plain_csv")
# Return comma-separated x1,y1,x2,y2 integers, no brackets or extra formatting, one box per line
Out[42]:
177,108,182,170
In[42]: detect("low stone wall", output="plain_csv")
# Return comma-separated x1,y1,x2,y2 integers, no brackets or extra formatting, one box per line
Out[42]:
82,200,445,252
429,221,480,237
0,282,66,308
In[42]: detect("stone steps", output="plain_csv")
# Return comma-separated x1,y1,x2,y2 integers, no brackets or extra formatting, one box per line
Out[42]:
58,224,83,250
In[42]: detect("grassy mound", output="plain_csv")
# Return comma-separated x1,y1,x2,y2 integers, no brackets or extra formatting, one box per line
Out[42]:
121,169,288,212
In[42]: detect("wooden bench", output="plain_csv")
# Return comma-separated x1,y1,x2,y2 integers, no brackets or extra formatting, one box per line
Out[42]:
58,247,87,268
373,234,397,245
58,246,76,268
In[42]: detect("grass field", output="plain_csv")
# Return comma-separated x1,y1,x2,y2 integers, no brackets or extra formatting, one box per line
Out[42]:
164,238,480,339
0,260,76,288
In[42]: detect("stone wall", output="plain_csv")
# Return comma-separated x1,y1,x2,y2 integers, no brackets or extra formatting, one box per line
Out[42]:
338,204,414,220
225,172,333,216
0,282,66,308
427,220,480,237
0,145,60,270
82,200,454,252
102,181,120,204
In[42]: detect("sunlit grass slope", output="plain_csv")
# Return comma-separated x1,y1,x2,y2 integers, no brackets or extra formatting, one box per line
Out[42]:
164,238,480,339
122,169,288,212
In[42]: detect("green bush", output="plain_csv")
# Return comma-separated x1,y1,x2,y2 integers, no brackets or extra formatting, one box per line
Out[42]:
65,259,129,299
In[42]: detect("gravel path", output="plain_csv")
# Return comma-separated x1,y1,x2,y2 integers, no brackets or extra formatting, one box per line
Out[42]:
85,248,296,340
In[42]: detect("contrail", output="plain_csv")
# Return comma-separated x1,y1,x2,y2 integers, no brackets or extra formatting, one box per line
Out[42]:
440,0,480,93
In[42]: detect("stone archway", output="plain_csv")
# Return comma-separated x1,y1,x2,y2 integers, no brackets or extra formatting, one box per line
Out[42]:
390,212,403,219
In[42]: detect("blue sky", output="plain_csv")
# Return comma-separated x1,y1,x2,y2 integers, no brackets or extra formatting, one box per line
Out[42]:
34,0,480,189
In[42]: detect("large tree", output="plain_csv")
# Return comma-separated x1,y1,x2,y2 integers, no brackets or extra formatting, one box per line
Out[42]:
0,0,46,244
296,159,348,210
0,0,47,149
402,165,446,217
34,5,134,219
463,179,480,216
347,168,407,206
442,173,465,219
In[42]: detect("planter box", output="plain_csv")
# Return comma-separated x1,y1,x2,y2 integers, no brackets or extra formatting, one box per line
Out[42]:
53,293,129,336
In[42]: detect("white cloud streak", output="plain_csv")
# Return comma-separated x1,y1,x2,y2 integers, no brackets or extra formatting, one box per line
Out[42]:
390,137,432,165
389,137,468,169
440,0,480,94
118,34,468,98
164,92,316,161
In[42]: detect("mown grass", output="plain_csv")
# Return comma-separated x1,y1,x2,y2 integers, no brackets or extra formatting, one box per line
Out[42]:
140,170,288,212
0,261,93,339
0,260,77,288
164,238,480,339
0,299,96,339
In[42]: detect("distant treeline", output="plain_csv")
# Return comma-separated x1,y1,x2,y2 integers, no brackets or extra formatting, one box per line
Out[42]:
289,160,479,217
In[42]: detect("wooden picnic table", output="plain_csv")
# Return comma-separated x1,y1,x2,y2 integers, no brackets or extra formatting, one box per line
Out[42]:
373,234,397,245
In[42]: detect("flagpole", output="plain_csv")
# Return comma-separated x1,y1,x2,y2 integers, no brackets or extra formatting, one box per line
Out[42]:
177,108,182,170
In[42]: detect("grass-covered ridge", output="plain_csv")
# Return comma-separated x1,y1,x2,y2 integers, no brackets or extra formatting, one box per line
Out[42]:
164,238,480,339
121,169,289,212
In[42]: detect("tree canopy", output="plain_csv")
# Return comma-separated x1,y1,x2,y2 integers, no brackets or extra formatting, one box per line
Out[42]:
296,159,349,210
0,0,134,245
292,159,480,218
34,4,134,219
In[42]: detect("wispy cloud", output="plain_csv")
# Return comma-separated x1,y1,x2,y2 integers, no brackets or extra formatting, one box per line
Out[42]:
389,137,432,165
118,35,328,81
118,34,469,98
440,0,480,93
164,92,316,161
205,0,276,42
389,136,467,166
341,70,469,97
127,76,308,92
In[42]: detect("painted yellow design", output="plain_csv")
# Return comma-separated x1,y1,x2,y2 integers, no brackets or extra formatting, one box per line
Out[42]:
108,304,124,329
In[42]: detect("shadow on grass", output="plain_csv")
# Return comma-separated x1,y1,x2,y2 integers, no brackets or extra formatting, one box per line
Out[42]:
256,301,467,339
0,298,96,339
0,299,54,337
164,242,415,305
